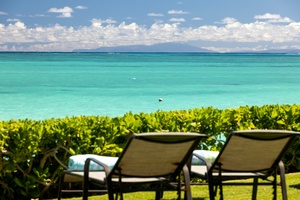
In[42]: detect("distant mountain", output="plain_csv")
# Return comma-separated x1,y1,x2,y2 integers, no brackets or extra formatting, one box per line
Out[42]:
256,49,300,54
73,43,300,53
230,49,300,54
73,43,211,52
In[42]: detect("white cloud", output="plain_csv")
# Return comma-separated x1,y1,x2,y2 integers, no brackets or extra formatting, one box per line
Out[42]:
169,18,185,23
60,12,72,18
76,6,87,10
1,13,300,52
168,10,189,15
0,11,8,15
48,6,73,18
268,17,293,23
48,6,73,13
105,19,117,24
148,13,164,17
255,13,281,20
7,18,20,22
192,17,203,21
31,14,47,17
14,21,26,29
254,13,293,23
217,17,238,24
91,18,117,27
291,45,300,49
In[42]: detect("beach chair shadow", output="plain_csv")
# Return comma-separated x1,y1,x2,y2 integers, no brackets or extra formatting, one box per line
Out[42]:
58,132,206,200
190,130,300,200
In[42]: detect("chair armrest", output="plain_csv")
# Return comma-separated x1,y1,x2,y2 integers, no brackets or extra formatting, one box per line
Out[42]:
192,152,212,171
83,157,111,200
84,157,111,177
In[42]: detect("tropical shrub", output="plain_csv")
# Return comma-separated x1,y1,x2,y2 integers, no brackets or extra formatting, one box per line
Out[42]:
0,104,300,199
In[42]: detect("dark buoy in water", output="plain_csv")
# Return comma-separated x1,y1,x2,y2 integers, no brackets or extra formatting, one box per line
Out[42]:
159,98,163,102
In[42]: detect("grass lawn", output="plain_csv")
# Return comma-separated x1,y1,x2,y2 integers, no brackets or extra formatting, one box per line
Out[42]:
58,172,300,200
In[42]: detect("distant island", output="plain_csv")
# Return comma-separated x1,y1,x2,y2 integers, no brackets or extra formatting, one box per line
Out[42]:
73,42,300,53
73,43,211,53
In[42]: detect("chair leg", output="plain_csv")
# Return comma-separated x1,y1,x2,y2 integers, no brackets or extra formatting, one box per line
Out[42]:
106,181,115,200
216,165,224,200
272,171,277,200
83,172,89,200
214,185,218,197
208,174,215,200
182,165,192,200
219,183,224,200
57,172,65,200
118,185,123,200
107,192,114,200
278,161,288,200
155,191,163,200
155,183,163,200
177,171,181,200
252,177,258,200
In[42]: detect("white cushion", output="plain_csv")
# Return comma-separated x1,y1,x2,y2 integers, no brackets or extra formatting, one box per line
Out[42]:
68,154,118,171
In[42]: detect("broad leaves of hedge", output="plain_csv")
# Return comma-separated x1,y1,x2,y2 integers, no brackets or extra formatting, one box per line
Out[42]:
0,104,300,199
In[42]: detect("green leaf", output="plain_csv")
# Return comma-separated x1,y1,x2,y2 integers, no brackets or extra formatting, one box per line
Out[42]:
277,120,285,125
14,177,24,187
69,148,75,155
271,109,278,118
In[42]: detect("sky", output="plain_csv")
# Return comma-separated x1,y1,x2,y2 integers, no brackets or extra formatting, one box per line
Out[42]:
0,0,300,52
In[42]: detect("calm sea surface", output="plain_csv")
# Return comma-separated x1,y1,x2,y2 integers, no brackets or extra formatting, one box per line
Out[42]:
1,52,300,120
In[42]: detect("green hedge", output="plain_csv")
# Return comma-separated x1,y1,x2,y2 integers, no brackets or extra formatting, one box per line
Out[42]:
1,104,300,199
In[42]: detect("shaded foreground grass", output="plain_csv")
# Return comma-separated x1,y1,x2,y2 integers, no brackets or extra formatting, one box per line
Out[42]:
58,172,300,200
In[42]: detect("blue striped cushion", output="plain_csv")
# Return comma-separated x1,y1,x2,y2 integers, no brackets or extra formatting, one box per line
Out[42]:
68,154,118,171
68,150,218,171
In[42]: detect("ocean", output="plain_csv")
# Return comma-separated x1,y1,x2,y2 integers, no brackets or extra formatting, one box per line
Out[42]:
1,52,300,120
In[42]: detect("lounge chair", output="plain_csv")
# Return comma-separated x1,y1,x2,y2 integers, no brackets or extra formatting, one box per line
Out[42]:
58,132,206,200
190,129,300,200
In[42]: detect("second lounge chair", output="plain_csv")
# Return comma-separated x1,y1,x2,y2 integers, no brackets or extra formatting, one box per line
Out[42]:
191,129,300,200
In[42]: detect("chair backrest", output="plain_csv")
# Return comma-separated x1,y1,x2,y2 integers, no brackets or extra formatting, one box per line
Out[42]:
211,130,300,174
109,132,206,179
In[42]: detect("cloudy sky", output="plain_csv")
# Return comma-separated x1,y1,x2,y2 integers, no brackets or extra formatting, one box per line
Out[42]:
1,0,300,52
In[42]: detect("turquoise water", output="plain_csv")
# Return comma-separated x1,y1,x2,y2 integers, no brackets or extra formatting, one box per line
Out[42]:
1,52,300,120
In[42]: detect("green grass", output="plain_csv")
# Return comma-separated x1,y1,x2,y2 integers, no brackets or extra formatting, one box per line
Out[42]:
58,172,300,200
